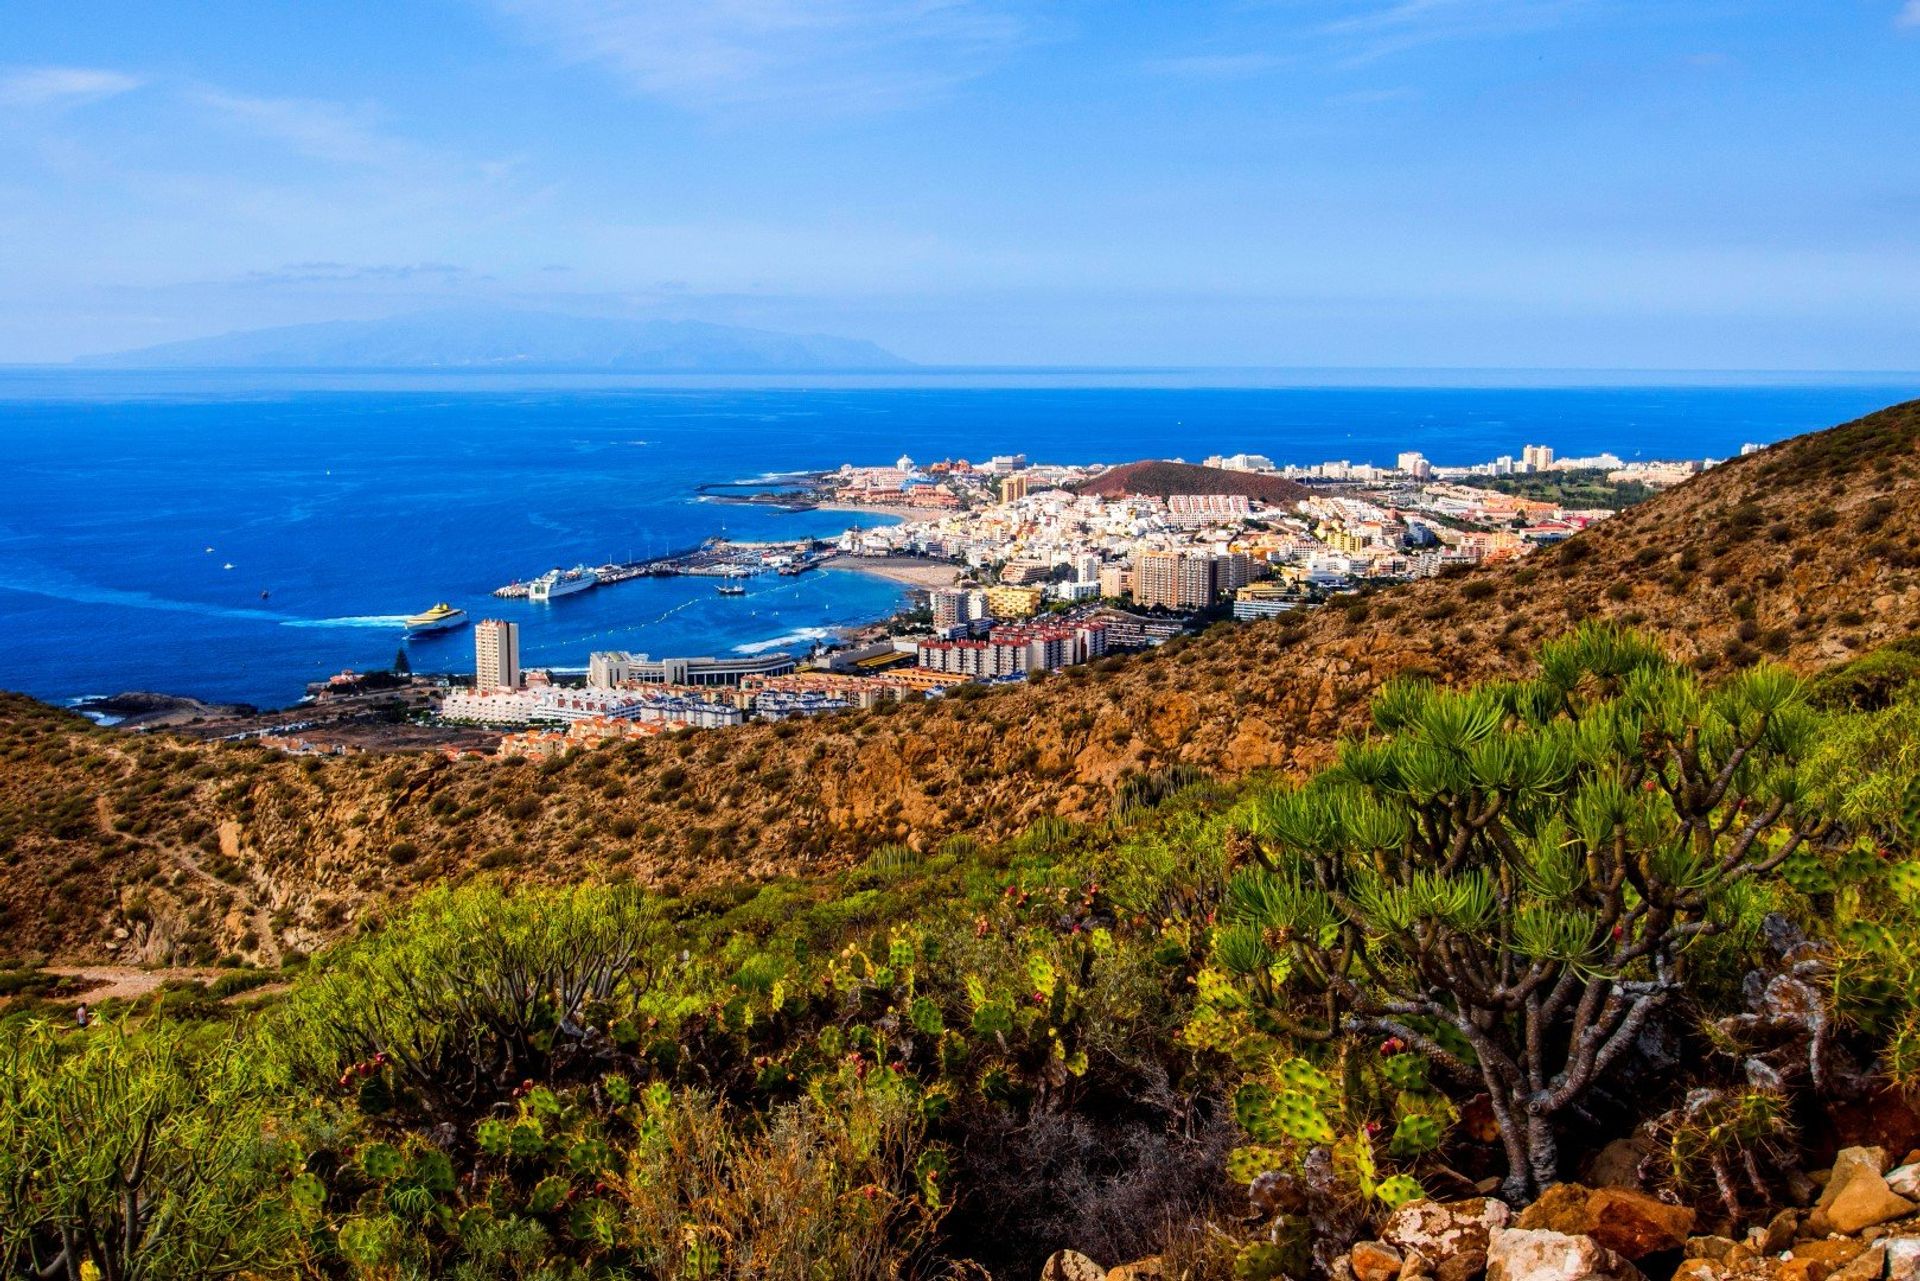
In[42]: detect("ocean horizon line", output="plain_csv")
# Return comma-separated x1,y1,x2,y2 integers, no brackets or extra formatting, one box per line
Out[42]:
0,364,1917,399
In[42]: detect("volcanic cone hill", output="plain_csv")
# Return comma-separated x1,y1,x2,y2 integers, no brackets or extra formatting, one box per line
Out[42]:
1075,458,1313,505
3,400,1917,966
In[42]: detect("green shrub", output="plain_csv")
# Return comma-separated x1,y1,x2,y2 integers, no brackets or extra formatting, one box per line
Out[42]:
1202,623,1828,1202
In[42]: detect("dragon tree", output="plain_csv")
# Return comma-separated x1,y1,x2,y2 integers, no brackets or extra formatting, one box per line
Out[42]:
1216,624,1828,1202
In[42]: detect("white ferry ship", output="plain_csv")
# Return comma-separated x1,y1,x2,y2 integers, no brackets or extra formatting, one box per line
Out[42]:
404,602,469,635
528,565,600,602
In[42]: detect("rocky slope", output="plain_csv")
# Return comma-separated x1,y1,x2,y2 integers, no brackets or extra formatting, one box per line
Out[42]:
2,400,1917,965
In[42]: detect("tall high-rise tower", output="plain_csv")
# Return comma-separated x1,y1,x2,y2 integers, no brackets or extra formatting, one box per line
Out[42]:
475,619,521,691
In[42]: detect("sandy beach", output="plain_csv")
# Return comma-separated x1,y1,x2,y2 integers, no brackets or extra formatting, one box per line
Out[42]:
814,500,945,525
824,554,967,590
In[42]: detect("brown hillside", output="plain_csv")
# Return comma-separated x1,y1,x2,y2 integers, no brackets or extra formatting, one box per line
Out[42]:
4,400,1918,966
1076,459,1312,504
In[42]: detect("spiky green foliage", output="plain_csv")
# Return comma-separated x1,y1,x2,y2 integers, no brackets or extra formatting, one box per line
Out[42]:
281,881,663,1123
0,1021,297,1280
1213,623,1832,1200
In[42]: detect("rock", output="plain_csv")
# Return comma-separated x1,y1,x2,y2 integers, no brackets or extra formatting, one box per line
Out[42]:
1777,1258,1836,1281
1105,1259,1164,1281
1384,1198,1513,1281
1041,1251,1106,1281
1516,1184,1696,1260
1484,1227,1645,1281
1352,1241,1407,1281
1590,1138,1656,1190
1687,1238,1745,1264
1887,1237,1920,1281
1814,1148,1917,1235
1888,1166,1920,1200
1793,1241,1870,1270
1673,1261,1725,1281
1829,1244,1889,1281
1763,1209,1800,1253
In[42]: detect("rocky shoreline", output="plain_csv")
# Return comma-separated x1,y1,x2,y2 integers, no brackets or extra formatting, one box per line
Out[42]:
72,690,258,729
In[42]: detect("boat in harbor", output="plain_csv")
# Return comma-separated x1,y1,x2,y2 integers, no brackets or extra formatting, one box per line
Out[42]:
716,582,747,596
405,602,469,635
528,565,600,602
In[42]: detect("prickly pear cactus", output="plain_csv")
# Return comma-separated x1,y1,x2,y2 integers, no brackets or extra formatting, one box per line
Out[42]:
1227,1145,1287,1184
1233,1242,1290,1281
1389,1113,1445,1157
1373,1174,1426,1208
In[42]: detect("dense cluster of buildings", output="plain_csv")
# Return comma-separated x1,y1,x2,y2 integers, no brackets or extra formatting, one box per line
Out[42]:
436,435,1733,751
916,619,1108,678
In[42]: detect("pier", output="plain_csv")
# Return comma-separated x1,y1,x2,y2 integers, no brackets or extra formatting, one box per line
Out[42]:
490,538,829,598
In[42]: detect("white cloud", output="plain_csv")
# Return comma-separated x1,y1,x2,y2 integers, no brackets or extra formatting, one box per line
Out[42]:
1146,2,1591,83
0,66,143,110
1319,0,1593,60
1899,1,1920,28
192,91,415,168
489,0,1028,111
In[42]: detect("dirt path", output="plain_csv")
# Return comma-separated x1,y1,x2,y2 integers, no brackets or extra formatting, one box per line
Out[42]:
45,966,224,1002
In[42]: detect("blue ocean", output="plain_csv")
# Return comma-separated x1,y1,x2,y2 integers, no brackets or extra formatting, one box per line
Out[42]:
0,371,1911,709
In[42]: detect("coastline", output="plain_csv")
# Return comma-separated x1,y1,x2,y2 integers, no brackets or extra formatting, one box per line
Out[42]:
822,553,966,590
808,499,965,589
814,499,944,525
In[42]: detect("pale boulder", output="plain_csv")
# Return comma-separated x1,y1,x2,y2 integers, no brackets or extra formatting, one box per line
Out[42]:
1485,1227,1644,1281
1041,1251,1107,1281
1384,1198,1513,1281
1888,1237,1920,1281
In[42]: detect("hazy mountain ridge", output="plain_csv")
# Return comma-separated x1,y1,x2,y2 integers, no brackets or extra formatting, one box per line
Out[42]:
2,400,1917,966
79,309,912,371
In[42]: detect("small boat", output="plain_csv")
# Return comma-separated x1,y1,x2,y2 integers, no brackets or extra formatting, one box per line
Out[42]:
260,590,271,600
717,583,747,597
222,562,235,570
405,602,469,635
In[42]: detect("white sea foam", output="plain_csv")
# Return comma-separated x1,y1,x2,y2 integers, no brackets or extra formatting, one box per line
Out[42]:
282,614,413,629
731,626,837,655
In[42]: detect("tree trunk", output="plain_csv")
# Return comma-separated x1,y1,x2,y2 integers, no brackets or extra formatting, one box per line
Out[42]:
1493,1090,1561,1204
1526,1108,1560,1198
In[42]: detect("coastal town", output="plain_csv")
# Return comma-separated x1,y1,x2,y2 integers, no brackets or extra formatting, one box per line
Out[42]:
354,438,1748,756
120,438,1753,756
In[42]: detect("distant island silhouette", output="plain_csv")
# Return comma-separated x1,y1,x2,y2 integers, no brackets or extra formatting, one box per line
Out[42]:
79,307,912,372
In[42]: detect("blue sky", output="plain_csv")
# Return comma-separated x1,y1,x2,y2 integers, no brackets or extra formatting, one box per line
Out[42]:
3,1,1918,367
